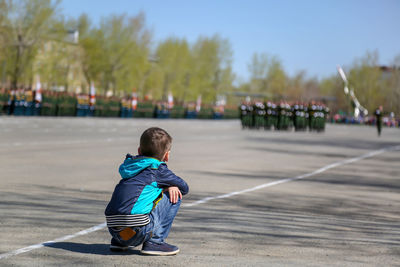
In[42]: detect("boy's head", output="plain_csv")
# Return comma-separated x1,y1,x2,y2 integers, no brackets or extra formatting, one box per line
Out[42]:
138,127,172,161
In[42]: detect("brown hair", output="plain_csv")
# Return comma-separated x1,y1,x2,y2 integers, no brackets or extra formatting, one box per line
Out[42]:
139,127,172,160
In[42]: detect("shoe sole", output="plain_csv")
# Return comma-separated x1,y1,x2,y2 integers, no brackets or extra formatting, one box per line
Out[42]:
140,249,180,256
110,245,135,252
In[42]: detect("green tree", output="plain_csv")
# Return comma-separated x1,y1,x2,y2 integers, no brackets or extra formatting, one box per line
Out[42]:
319,75,345,113
99,13,151,96
77,14,106,93
190,35,234,103
286,71,306,100
247,52,269,93
246,53,287,100
266,56,287,100
384,55,400,115
0,0,61,88
77,12,151,96
153,37,192,102
348,51,384,114
0,1,7,85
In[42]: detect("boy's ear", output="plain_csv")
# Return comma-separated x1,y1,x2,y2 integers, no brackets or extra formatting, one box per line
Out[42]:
163,151,170,162
138,147,141,155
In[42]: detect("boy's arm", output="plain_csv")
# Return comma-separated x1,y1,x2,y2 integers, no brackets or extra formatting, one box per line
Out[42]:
156,164,189,195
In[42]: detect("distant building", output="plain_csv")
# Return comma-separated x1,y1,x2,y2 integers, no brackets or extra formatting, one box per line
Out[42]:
379,65,399,80
33,30,86,93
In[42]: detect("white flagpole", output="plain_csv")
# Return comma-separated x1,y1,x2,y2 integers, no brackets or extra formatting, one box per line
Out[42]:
90,82,96,106
35,78,42,103
196,95,202,112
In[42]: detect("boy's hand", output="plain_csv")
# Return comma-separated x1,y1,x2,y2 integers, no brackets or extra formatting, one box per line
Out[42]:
165,186,182,204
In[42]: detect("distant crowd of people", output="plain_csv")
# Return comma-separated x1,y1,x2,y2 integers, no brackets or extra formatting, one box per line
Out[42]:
331,111,399,128
152,101,224,119
239,101,329,132
0,87,232,119
0,87,113,117
0,87,42,116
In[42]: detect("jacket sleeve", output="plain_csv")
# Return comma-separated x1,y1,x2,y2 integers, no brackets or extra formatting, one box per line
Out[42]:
156,164,189,195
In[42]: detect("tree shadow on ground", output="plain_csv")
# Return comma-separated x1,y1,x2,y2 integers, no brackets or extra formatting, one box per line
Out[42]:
177,189,400,252
243,146,350,159
3,150,399,259
247,136,399,151
190,170,291,181
303,174,400,191
175,161,400,254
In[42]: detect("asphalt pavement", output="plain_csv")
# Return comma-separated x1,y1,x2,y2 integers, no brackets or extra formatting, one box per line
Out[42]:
0,117,399,266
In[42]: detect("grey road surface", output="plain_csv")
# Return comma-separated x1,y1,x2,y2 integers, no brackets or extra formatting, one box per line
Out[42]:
0,117,399,266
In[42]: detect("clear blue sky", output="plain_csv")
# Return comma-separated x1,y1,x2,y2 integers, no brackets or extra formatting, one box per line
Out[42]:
60,0,400,82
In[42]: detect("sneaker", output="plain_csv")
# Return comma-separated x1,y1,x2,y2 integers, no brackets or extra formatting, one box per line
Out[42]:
140,241,180,256
109,238,136,252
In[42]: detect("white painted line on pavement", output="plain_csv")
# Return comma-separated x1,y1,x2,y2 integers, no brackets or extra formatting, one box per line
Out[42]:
0,223,106,260
183,144,400,207
1,144,399,260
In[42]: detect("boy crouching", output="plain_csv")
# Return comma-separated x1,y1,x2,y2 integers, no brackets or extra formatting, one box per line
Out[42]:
105,127,189,255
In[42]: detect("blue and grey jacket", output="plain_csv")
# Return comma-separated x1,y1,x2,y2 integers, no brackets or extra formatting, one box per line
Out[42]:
105,154,189,228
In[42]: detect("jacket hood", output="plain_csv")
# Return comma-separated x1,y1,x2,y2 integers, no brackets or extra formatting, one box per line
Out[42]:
119,154,164,179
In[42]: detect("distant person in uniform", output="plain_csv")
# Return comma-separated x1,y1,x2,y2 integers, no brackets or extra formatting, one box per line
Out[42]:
239,101,248,128
105,127,189,255
374,105,383,136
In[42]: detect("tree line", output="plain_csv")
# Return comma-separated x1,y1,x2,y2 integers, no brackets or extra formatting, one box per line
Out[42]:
241,51,400,116
0,0,399,115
